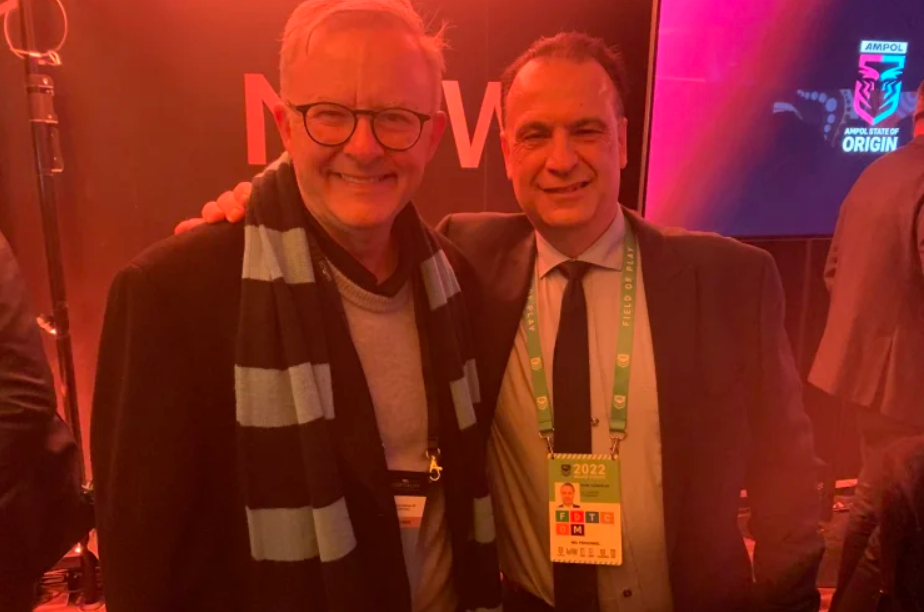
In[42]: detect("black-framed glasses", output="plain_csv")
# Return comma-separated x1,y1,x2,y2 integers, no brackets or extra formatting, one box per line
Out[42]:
287,101,432,152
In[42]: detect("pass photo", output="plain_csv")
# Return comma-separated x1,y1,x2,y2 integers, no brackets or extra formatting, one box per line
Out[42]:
555,482,582,509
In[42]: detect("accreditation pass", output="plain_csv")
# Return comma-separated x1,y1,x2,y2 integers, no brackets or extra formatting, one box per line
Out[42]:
548,454,623,566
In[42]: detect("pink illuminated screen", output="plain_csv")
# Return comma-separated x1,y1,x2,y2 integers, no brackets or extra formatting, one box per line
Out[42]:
643,0,923,236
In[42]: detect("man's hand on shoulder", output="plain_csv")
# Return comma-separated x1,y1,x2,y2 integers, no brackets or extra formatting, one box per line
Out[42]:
173,181,252,234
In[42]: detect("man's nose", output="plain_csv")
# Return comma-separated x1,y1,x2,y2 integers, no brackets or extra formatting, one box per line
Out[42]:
545,131,579,176
342,116,385,162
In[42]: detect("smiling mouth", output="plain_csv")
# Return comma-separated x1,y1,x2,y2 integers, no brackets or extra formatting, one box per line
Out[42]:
541,180,591,194
332,172,395,185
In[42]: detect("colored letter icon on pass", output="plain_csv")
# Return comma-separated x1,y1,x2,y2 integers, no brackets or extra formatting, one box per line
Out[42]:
556,510,569,523
601,512,615,524
585,511,600,523
571,511,584,523
571,524,586,536
556,524,570,536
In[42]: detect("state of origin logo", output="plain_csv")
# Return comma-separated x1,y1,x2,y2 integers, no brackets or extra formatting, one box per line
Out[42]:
842,40,908,153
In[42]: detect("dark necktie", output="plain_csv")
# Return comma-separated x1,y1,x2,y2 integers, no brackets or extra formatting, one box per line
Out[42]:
551,260,598,612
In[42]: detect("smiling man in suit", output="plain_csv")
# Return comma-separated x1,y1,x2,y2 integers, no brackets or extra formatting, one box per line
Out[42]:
184,30,824,612
438,33,824,612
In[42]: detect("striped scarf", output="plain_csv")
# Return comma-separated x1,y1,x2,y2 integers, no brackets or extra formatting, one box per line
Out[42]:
235,162,500,611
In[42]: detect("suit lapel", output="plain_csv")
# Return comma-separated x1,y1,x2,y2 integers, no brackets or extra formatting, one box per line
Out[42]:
626,211,698,570
477,219,536,418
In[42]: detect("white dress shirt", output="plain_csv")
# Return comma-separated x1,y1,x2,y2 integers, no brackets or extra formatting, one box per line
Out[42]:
488,208,674,611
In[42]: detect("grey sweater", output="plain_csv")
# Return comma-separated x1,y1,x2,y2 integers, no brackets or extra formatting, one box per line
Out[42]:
332,265,456,612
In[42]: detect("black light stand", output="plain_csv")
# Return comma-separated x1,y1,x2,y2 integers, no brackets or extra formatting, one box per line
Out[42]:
11,0,99,605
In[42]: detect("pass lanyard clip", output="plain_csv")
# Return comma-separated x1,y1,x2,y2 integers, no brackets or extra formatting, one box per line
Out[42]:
609,433,626,459
542,434,555,458
523,222,639,458
426,448,443,482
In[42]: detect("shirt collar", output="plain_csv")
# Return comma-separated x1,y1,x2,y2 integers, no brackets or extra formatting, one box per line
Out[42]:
536,207,626,279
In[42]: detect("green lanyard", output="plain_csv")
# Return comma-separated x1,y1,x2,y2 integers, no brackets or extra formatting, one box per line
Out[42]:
522,224,639,456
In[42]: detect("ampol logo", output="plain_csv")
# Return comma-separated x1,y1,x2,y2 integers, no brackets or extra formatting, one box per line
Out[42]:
854,40,908,126
612,395,627,409
530,357,542,371
537,396,549,410
616,354,630,368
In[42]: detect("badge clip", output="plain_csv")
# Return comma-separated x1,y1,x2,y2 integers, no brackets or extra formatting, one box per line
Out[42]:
426,449,443,482
542,433,554,458
609,433,626,459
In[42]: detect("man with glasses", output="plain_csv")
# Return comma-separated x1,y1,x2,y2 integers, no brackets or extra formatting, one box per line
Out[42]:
90,2,500,611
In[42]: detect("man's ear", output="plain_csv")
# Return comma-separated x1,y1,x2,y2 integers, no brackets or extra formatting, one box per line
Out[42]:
500,130,514,180
425,110,448,161
273,103,293,151
618,116,629,170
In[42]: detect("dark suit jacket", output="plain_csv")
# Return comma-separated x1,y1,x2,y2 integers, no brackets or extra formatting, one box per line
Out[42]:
438,210,824,612
90,220,488,612
809,137,924,426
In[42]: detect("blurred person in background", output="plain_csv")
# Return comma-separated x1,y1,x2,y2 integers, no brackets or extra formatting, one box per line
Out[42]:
810,80,924,612
0,230,88,612
835,436,924,612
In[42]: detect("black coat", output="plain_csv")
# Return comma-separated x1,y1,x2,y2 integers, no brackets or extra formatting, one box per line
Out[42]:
90,220,489,612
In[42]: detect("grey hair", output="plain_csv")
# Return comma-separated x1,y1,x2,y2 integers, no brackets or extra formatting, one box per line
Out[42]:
279,0,448,102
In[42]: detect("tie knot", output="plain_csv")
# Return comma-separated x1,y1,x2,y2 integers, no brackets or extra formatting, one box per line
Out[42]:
559,260,591,281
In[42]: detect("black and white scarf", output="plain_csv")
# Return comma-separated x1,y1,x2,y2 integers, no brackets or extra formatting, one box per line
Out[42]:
235,162,500,611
